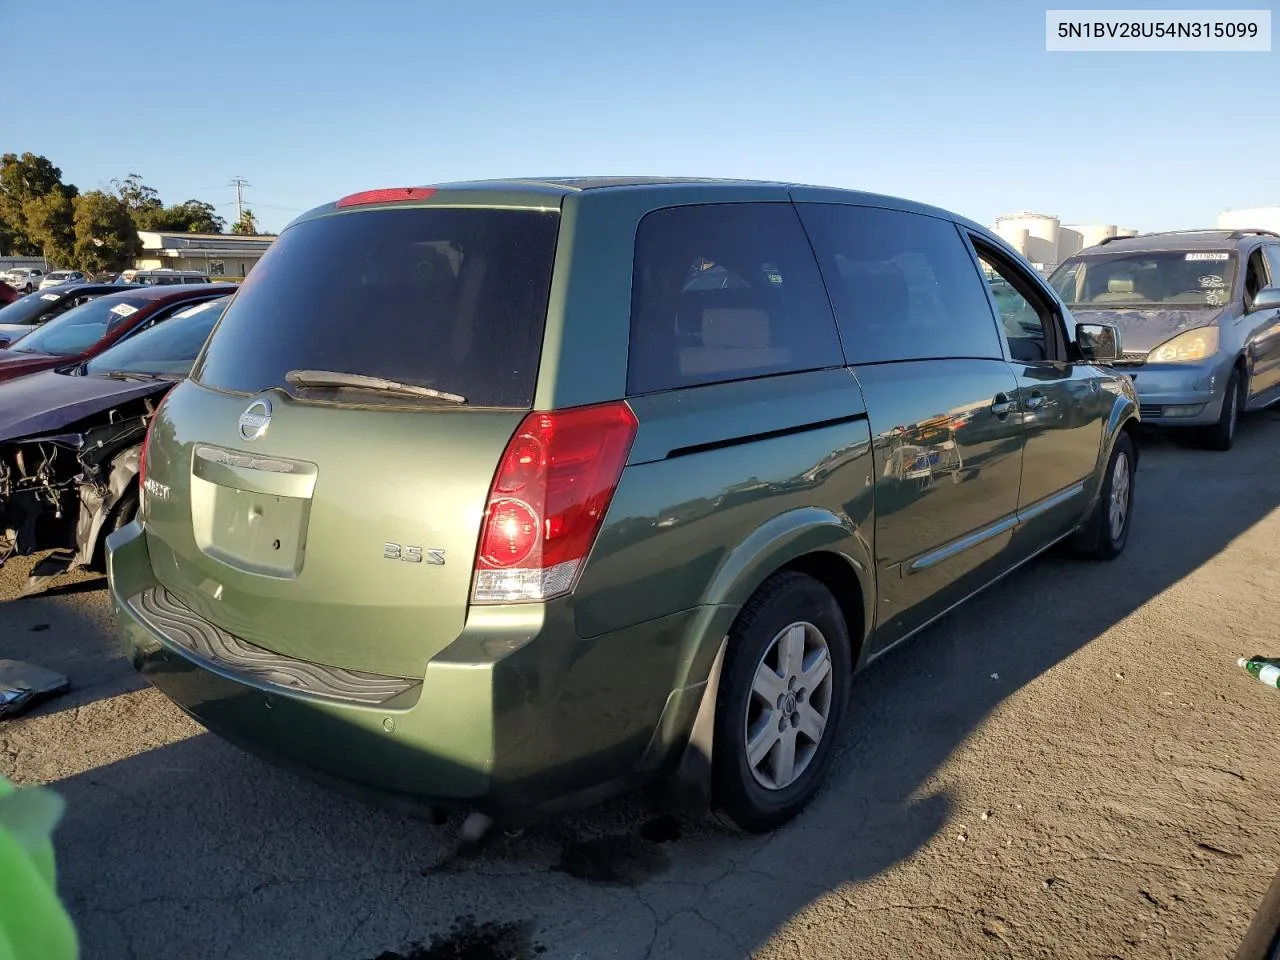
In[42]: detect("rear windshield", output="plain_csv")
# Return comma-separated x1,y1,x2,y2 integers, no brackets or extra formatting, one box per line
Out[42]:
86,297,228,378
10,295,149,356
1049,251,1238,308
0,290,68,327
193,207,561,407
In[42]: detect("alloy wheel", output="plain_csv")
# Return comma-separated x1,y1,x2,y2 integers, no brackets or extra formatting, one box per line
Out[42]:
745,621,835,791
1108,451,1131,542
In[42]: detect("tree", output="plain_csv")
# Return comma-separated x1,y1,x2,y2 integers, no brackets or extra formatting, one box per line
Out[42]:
231,208,259,235
0,153,75,256
149,199,225,234
25,191,76,266
73,191,141,273
112,172,164,229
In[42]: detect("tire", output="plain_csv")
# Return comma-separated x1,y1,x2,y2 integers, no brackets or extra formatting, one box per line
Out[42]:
1200,368,1241,452
1075,431,1136,561
712,571,851,833
89,485,138,573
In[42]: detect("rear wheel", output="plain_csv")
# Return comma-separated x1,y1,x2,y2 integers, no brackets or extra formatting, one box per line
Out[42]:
1200,368,1241,452
712,571,851,833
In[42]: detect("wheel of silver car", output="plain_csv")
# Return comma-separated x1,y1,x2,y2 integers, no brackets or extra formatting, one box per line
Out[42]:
745,621,835,791
713,571,851,833
1202,369,1241,452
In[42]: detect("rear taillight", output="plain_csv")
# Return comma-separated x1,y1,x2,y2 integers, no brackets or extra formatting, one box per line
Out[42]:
334,187,437,208
471,401,638,604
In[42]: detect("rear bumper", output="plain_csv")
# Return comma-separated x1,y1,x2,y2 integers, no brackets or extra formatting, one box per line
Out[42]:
1122,359,1230,426
106,521,726,821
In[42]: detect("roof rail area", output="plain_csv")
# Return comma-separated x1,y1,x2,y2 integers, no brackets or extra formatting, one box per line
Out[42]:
1096,227,1279,246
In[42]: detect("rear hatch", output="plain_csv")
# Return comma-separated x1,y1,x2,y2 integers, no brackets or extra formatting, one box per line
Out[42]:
140,200,561,679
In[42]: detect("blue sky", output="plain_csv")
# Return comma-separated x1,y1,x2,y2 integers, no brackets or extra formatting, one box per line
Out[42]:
11,0,1276,233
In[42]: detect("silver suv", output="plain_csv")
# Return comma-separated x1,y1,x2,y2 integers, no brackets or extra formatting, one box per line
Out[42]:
1049,229,1280,450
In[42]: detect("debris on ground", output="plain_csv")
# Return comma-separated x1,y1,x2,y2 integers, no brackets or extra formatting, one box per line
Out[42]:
0,660,69,720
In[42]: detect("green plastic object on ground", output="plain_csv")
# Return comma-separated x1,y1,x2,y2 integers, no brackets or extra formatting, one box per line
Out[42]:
0,775,78,960
1238,656,1280,691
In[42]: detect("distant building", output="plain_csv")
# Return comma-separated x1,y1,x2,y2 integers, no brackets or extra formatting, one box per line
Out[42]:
135,230,274,278
992,213,1138,273
1218,207,1280,235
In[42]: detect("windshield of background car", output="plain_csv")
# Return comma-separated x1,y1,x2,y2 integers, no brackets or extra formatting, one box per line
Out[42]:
84,297,228,377
0,290,68,327
1049,251,1238,308
193,206,561,407
11,295,149,356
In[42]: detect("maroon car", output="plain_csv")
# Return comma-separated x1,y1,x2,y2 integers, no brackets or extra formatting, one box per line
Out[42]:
0,281,17,305
0,283,236,383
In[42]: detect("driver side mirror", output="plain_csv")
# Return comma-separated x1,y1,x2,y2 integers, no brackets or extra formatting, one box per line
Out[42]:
1248,286,1280,313
1076,322,1121,362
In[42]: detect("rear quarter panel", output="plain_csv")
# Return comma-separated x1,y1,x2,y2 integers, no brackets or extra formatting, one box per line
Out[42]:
572,369,876,699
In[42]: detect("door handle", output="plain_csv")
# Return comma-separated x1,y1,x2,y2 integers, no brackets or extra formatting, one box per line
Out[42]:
1024,392,1047,411
991,393,1016,417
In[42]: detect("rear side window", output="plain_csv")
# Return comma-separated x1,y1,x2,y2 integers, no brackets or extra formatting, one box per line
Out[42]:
627,203,842,394
797,204,1002,364
194,208,560,407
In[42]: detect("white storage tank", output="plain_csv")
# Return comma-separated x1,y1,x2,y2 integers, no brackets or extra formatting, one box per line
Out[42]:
994,213,1060,266
1218,207,1280,235
1059,224,1121,256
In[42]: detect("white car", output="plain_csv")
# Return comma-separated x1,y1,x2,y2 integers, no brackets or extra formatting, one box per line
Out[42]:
3,268,44,293
37,270,87,290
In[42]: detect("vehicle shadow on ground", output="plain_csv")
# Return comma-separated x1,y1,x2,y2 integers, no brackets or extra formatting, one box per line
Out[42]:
30,414,1280,960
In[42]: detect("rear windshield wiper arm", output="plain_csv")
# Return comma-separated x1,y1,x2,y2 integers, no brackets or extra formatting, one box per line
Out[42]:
284,369,466,404
99,370,170,382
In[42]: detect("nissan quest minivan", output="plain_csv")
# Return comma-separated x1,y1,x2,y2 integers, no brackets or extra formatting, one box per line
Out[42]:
108,179,1140,832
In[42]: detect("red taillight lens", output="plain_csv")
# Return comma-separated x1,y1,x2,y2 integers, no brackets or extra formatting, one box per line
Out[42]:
472,401,638,604
334,187,437,208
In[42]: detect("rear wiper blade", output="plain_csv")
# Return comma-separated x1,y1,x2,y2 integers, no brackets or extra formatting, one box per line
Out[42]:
284,370,466,404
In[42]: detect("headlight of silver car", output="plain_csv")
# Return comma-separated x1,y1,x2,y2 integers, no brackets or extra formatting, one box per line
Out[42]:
1147,327,1220,363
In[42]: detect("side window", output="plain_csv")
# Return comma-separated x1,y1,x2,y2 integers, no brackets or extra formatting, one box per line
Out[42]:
1263,245,1280,287
1244,248,1270,308
974,250,1053,362
796,204,1002,364
627,203,843,394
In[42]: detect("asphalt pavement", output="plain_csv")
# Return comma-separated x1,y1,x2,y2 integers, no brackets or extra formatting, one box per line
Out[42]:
4,416,1280,960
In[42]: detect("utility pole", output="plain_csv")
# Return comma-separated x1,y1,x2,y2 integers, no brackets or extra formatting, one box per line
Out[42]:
229,177,251,225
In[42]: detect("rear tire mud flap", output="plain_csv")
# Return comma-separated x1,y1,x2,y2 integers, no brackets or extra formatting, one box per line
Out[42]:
663,638,727,817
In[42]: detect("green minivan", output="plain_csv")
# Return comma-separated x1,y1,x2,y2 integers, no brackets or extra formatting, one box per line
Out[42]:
107,178,1140,832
